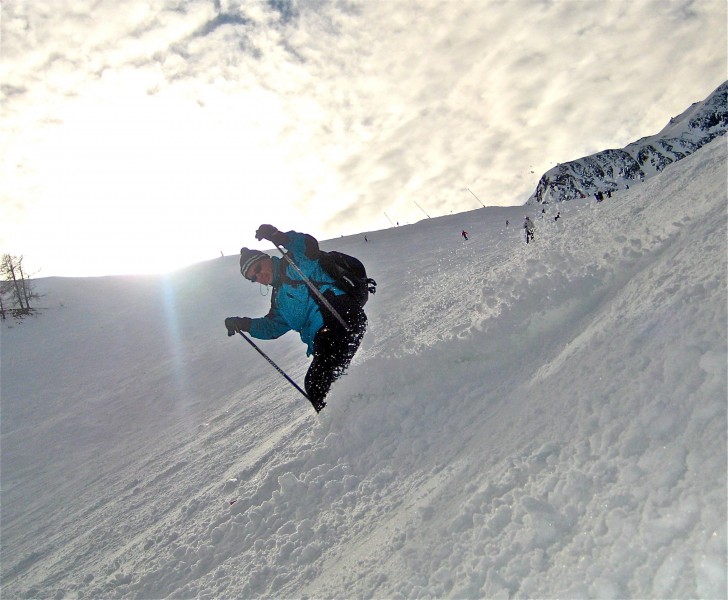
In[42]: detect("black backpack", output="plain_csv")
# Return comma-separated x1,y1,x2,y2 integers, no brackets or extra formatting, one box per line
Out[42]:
318,250,376,306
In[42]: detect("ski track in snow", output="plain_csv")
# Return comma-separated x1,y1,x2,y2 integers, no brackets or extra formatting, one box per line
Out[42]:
1,138,726,598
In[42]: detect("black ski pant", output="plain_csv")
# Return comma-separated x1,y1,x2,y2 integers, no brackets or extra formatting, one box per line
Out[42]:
305,293,367,411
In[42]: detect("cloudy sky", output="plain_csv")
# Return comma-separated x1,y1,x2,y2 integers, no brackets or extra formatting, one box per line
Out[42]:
1,0,725,277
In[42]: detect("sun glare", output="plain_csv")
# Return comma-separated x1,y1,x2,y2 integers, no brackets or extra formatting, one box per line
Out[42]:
9,77,319,277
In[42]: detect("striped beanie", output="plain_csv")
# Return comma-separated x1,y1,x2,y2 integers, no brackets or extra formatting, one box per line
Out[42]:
239,248,268,277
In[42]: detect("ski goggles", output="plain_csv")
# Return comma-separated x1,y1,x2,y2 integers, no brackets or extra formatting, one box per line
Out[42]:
243,260,264,282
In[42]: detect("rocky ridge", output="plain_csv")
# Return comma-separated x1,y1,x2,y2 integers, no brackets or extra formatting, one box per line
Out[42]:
527,80,727,204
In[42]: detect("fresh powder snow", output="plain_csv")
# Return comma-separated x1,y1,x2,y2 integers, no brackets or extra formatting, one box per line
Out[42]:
1,137,726,599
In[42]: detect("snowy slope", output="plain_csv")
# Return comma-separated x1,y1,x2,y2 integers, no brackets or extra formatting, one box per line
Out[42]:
528,81,728,204
1,137,726,599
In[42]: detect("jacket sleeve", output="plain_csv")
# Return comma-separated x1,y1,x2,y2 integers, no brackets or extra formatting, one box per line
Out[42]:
281,230,321,261
248,284,292,340
268,229,290,248
249,308,291,340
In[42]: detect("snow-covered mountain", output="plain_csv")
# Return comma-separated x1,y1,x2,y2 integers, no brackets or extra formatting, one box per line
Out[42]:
528,80,728,204
1,138,726,598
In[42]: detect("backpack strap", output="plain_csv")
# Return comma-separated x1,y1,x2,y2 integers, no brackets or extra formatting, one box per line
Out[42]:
276,254,333,291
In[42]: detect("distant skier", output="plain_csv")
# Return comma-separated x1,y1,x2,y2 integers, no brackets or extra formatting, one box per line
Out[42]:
554,211,561,222
461,230,469,241
506,220,509,227
224,225,367,413
524,216,535,244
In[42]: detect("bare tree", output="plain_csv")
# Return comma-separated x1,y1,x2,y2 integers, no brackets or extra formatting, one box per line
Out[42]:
17,258,33,309
0,280,8,320
0,254,38,317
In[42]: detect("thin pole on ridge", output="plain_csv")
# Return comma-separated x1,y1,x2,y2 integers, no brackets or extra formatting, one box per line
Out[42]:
413,200,431,218
467,187,486,208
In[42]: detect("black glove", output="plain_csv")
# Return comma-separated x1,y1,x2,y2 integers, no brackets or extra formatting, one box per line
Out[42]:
225,316,251,336
255,224,278,242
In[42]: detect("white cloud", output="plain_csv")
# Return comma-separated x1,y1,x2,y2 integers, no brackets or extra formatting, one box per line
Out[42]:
1,0,725,275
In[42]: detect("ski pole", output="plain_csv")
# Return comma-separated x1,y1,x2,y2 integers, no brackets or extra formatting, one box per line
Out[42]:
274,243,349,331
237,332,309,400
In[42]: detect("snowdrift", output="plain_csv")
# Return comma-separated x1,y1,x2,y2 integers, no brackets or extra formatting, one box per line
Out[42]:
2,138,726,598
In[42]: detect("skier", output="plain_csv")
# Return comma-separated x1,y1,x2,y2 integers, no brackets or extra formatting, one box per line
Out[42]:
461,230,469,241
224,225,367,413
524,216,535,244
554,211,561,222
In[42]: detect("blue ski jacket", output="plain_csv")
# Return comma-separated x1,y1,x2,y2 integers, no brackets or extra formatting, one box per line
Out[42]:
248,231,345,355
